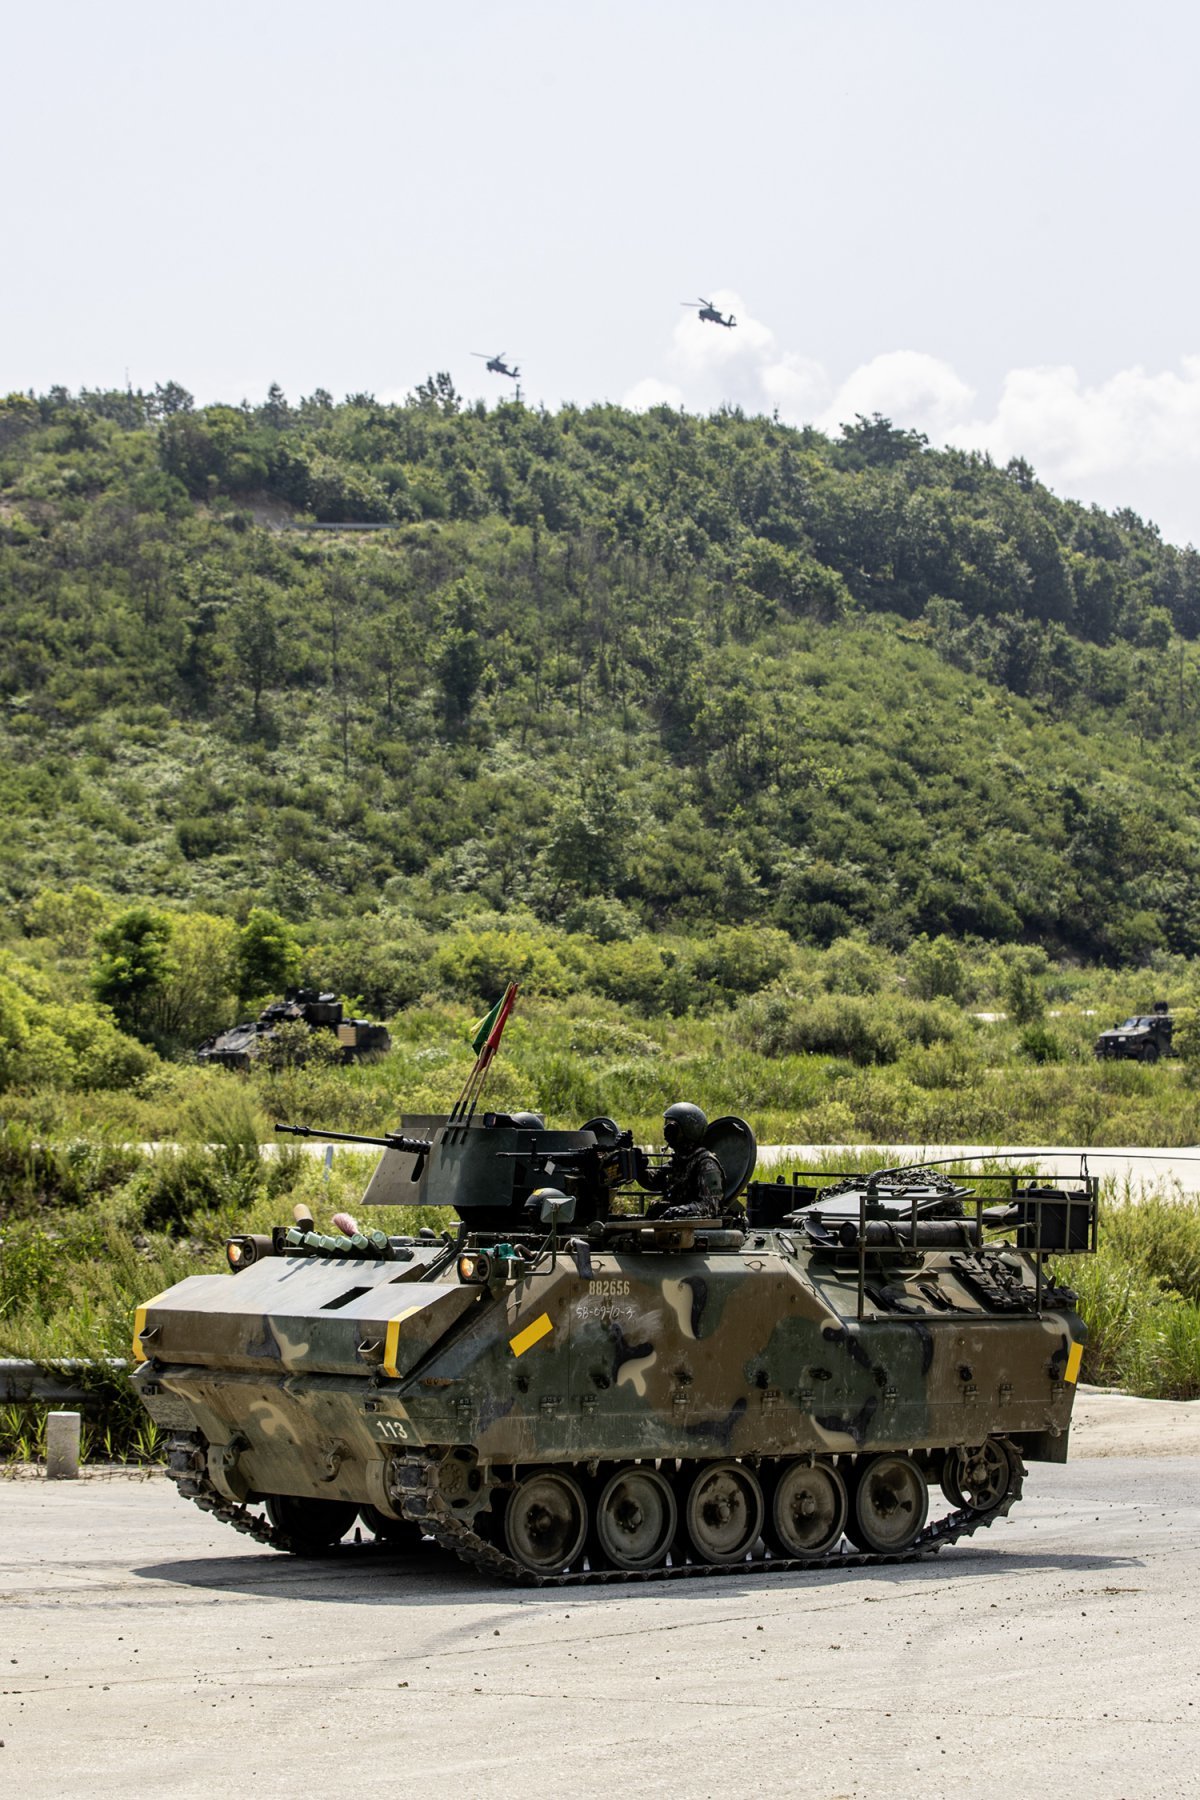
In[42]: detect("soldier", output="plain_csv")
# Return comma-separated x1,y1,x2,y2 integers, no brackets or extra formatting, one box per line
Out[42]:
636,1102,725,1219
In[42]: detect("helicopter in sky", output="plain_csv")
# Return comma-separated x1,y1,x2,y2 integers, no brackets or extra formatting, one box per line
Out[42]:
472,351,521,379
681,297,737,329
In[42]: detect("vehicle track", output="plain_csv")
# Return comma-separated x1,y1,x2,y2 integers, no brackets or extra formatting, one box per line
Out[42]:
166,1431,1025,1586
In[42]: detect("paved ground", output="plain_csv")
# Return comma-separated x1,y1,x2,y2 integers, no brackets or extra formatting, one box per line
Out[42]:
4,1448,1200,1800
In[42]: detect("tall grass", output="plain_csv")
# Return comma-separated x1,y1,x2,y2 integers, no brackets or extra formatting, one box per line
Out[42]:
1059,1195,1200,1398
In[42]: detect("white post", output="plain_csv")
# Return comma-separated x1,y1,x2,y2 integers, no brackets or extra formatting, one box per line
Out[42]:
46,1410,81,1479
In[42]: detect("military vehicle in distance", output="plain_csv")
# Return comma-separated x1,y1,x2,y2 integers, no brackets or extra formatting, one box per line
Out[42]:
134,1104,1097,1586
1093,1000,1175,1062
197,989,390,1071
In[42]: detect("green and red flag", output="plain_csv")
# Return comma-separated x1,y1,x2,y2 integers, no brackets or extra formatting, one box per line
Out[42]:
471,984,516,1057
452,982,519,1124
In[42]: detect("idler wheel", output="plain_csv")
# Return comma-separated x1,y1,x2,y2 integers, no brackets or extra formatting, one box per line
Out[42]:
359,1505,426,1551
941,1439,1012,1514
593,1466,677,1571
769,1459,848,1557
845,1454,928,1553
504,1469,588,1575
264,1494,358,1552
684,1461,764,1565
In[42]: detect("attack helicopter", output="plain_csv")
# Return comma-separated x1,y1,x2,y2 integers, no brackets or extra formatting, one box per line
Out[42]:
472,351,521,379
681,297,737,329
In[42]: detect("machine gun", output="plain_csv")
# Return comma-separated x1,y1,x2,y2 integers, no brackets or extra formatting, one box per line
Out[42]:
497,1120,640,1190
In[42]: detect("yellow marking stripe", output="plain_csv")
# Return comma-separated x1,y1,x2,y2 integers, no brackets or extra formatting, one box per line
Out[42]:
510,1312,553,1358
1065,1341,1084,1384
383,1306,422,1379
132,1290,171,1364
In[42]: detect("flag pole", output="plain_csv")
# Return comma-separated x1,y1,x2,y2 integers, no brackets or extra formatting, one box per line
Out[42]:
448,982,519,1131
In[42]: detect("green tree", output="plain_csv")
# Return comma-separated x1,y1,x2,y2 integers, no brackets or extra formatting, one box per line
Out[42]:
544,771,633,897
1002,962,1045,1025
142,912,238,1047
907,934,966,1003
149,380,194,419
835,412,928,470
0,974,32,1087
22,884,109,956
1172,1003,1200,1067
433,580,486,730
236,908,300,1006
230,583,282,731
91,907,175,1038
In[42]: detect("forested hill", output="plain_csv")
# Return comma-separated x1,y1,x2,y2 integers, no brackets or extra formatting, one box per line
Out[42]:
4,380,1200,966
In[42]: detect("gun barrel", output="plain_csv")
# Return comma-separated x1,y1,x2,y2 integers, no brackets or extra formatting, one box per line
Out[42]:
274,1124,431,1153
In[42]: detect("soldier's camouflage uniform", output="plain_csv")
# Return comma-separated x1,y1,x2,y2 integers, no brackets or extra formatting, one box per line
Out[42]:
643,1145,725,1219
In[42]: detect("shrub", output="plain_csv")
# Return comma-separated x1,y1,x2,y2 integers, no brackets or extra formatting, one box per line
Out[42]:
1017,1023,1064,1064
0,975,32,1086
434,928,570,1002
585,937,681,1011
28,1005,154,1090
734,987,959,1066
906,933,967,1003
21,884,110,955
688,926,794,1004
821,935,892,996
561,896,639,943
0,1123,144,1214
299,912,436,1014
261,1019,342,1071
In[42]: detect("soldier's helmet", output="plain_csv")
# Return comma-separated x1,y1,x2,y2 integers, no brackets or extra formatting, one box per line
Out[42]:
663,1102,708,1149
509,1111,546,1129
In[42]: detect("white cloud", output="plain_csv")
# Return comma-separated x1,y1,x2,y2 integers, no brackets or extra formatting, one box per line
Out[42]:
624,292,826,419
624,376,685,412
625,317,1200,545
760,351,828,419
817,351,976,443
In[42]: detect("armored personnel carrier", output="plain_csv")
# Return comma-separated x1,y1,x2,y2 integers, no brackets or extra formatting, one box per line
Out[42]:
197,989,391,1071
134,1111,1096,1585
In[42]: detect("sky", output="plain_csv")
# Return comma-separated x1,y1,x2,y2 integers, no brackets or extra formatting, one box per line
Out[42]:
7,0,1200,545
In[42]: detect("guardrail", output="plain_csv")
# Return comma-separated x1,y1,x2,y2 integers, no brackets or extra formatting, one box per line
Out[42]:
0,1358,129,1405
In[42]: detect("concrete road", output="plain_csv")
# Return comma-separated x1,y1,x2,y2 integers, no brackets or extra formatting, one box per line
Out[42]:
2,1461,1199,1800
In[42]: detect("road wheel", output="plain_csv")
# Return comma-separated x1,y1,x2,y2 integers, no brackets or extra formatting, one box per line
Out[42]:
263,1494,358,1553
592,1465,677,1570
504,1469,588,1575
845,1454,928,1553
941,1440,1012,1514
769,1459,848,1557
684,1461,764,1565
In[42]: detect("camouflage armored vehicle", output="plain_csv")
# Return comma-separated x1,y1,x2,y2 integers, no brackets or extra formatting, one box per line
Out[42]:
197,989,391,1071
133,1107,1097,1585
1093,1000,1175,1062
